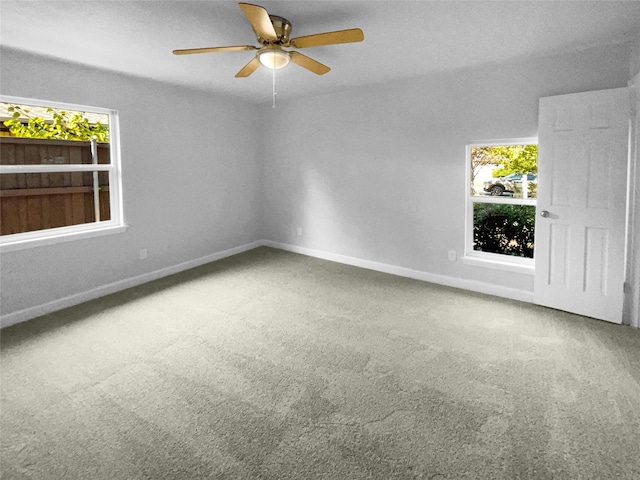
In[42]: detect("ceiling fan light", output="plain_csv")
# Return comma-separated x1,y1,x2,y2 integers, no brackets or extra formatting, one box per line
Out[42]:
258,49,290,69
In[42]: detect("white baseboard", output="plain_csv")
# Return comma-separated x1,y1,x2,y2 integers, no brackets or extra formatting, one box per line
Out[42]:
0,240,263,329
262,240,535,304
2,239,536,329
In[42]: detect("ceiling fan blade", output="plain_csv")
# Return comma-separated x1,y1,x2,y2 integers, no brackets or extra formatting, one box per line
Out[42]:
235,56,261,77
290,28,364,48
238,3,278,42
289,52,330,75
173,45,258,55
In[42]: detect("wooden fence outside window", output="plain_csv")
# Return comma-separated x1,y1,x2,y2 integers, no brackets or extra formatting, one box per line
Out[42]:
0,137,111,236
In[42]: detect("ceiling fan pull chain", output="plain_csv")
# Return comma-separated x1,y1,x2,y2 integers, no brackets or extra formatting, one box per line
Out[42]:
272,58,277,108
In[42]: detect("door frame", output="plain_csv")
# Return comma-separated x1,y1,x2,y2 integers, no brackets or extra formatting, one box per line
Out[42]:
626,76,640,328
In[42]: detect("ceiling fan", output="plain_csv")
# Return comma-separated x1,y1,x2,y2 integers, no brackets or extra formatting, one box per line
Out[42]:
173,2,364,77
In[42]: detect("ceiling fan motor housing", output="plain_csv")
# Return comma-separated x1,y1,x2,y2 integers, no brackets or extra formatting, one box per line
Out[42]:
261,15,291,45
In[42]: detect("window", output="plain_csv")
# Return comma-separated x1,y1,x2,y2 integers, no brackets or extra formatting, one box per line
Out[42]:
464,139,537,273
0,96,124,251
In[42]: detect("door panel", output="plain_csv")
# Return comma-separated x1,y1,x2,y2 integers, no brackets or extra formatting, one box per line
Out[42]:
548,223,570,288
586,141,612,209
535,88,630,324
584,227,608,294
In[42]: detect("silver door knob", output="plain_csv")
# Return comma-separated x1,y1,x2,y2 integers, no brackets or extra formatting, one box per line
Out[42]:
540,210,550,218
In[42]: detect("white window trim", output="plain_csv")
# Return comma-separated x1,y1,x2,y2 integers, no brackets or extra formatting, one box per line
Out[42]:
0,95,126,251
463,138,537,274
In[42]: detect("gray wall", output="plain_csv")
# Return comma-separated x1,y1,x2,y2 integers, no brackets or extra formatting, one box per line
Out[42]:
0,48,262,318
260,43,632,294
1,41,636,324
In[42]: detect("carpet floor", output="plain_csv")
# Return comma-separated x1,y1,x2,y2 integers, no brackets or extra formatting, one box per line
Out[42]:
1,247,639,479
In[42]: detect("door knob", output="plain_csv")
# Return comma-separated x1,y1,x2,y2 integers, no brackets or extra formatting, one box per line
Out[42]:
540,210,550,218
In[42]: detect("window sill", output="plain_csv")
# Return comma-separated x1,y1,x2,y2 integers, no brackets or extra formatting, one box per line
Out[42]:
461,255,535,275
0,224,128,252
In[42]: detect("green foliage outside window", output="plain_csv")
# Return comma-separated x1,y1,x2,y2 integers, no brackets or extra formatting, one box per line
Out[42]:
473,203,535,258
489,144,538,177
470,144,537,179
3,104,109,142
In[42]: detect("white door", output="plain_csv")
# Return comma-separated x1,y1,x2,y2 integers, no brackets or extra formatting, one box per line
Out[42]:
535,88,630,324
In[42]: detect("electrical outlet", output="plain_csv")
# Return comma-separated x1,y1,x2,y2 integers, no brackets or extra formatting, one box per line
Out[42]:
297,227,302,236
139,248,148,260
448,250,457,261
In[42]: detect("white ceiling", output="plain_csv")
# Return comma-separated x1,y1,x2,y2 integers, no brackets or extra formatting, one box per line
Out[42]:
2,1,640,104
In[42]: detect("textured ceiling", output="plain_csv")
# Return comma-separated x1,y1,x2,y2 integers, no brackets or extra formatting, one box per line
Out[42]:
2,1,640,104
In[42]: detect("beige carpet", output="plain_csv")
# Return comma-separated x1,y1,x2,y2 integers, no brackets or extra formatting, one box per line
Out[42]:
1,247,639,479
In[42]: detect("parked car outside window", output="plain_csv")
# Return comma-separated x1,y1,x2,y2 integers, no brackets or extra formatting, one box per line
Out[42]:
483,173,537,196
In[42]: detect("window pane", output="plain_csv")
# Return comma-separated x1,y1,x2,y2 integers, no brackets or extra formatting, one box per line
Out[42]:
473,203,535,258
0,172,111,236
1,96,121,245
470,144,537,199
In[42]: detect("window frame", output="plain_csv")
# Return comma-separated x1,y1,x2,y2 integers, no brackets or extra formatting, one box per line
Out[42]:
462,138,538,274
0,95,126,252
